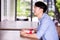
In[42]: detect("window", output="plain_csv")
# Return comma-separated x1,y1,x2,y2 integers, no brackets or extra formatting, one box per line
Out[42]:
48,0,55,20
16,0,31,21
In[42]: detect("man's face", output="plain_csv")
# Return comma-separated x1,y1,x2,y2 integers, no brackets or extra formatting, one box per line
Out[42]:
33,6,43,16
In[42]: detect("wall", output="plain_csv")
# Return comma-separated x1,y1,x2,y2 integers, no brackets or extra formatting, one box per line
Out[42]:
0,0,1,21
1,0,15,21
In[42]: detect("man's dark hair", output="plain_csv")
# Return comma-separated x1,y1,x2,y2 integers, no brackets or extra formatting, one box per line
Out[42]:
35,1,48,13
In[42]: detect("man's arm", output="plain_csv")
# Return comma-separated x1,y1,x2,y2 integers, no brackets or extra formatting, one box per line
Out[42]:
20,30,38,40
36,19,50,39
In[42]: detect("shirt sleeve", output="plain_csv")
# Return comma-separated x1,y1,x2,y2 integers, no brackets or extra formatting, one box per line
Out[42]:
36,18,50,39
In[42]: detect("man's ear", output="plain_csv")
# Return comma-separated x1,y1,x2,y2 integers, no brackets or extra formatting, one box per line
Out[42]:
40,8,44,12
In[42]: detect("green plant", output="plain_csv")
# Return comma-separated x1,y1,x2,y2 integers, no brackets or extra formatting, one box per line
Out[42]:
17,0,30,17
56,0,60,13
48,11,54,17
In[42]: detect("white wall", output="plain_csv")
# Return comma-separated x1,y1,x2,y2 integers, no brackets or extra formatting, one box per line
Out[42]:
1,0,4,21
1,0,15,21
7,0,15,21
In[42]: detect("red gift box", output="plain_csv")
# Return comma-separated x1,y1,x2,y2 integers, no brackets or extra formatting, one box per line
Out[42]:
25,29,34,34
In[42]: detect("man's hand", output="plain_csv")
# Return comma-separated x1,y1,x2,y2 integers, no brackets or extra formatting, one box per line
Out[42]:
20,29,38,40
20,30,27,38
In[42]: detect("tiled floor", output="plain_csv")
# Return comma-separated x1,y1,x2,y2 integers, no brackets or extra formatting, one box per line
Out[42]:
0,21,38,40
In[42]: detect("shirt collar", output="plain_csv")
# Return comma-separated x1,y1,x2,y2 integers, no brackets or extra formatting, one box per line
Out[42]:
38,13,46,21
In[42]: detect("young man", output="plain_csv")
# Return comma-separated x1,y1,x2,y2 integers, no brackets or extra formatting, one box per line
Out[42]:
20,1,59,40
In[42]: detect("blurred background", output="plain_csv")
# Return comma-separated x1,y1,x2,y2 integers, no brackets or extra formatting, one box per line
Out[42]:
16,0,60,22
0,0,60,22
0,0,60,40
